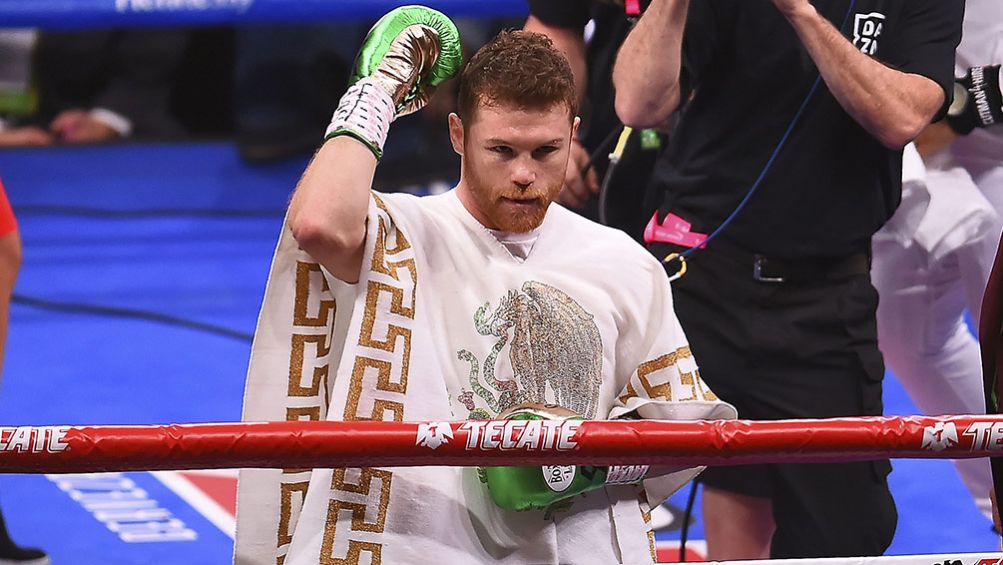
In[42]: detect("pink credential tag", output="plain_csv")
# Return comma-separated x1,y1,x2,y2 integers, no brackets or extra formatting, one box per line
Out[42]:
643,211,708,249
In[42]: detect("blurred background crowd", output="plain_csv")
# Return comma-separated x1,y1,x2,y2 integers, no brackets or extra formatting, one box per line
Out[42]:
0,20,526,191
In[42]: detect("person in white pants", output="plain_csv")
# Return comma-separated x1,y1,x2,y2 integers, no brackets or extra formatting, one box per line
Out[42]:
871,0,1003,521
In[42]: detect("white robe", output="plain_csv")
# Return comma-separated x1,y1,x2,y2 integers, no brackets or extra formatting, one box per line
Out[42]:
234,190,736,565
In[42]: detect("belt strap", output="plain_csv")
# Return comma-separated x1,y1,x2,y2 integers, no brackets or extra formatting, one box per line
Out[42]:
703,239,870,283
751,253,870,283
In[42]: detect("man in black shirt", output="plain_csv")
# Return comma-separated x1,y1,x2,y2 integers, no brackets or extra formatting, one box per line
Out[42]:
614,0,963,559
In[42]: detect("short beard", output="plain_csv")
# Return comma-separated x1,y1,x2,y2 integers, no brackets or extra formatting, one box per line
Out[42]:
492,203,547,233
462,159,558,232
468,180,555,233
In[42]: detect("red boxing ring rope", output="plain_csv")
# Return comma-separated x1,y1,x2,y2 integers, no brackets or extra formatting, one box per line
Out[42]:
2,415,999,474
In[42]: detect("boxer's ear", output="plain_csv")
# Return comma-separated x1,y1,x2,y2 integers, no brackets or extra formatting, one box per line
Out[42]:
448,113,465,156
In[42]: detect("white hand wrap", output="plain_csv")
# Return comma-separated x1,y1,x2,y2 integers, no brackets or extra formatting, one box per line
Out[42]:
605,464,649,485
325,77,397,159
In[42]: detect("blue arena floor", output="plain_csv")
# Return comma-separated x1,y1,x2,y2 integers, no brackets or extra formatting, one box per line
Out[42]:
0,142,998,564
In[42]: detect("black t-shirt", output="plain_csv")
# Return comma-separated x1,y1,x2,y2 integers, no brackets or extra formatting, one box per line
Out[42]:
650,0,963,258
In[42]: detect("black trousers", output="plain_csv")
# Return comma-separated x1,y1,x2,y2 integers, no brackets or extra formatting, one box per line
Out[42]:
658,241,898,558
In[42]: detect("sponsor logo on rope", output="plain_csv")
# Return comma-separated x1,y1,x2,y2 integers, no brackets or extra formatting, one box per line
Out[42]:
458,420,581,451
962,422,1003,452
0,426,69,454
415,420,581,451
921,422,959,452
853,12,885,55
415,422,453,450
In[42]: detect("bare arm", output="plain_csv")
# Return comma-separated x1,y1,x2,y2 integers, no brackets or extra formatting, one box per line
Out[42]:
775,1,944,149
287,136,377,284
613,0,690,127
287,5,463,283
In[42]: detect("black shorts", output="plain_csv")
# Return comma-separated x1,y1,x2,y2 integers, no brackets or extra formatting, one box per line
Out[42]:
657,240,898,558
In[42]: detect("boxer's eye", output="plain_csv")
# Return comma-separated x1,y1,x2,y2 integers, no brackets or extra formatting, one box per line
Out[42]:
533,146,559,159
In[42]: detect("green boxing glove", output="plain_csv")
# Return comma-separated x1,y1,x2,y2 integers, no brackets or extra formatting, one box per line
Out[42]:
325,5,463,159
482,403,650,512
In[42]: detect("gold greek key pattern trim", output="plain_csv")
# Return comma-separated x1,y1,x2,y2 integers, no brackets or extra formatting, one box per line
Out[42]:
321,540,381,565
287,406,322,421
636,489,657,562
646,530,657,562
696,369,718,401
278,481,310,548
361,280,416,331
637,353,677,401
289,334,332,397
371,215,415,281
346,356,405,422
618,381,638,405
277,256,339,560
327,195,416,563
320,468,393,564
294,262,336,326
623,345,717,403
332,468,392,523
679,371,699,402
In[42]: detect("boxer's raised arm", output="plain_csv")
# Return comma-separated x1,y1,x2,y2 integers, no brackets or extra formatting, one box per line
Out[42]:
288,7,462,283
288,138,376,284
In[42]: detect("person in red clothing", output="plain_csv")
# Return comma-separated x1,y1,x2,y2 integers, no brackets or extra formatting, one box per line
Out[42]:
0,180,48,565
0,180,21,394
